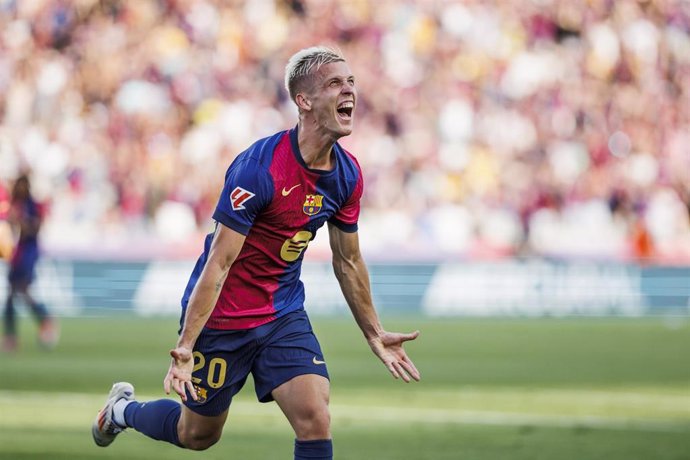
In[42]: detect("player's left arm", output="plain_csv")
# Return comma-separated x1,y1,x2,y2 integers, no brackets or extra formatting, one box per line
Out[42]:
328,223,420,382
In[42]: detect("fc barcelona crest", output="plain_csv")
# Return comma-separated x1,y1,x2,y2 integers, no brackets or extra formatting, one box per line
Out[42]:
303,194,323,216
193,384,208,403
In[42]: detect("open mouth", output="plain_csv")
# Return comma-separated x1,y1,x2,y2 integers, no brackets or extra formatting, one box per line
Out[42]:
336,101,354,120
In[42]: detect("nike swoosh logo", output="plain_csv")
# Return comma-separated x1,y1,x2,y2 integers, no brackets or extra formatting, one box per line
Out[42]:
312,357,326,365
281,184,301,196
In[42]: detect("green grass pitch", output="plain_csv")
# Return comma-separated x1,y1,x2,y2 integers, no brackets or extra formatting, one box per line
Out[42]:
0,315,688,459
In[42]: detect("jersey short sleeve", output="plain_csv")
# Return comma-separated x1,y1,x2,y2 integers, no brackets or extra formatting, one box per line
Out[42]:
213,158,274,235
329,174,363,233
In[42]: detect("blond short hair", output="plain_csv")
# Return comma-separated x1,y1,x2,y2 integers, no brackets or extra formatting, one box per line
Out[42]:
284,46,345,102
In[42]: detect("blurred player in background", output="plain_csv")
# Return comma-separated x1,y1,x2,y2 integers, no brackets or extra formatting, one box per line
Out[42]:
0,182,12,262
92,46,420,459
2,175,58,352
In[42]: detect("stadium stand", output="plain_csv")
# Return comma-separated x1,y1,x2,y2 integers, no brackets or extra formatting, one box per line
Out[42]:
0,0,688,263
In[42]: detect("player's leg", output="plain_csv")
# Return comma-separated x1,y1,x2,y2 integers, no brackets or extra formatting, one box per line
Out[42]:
272,374,333,460
14,279,58,348
123,397,228,450
2,285,17,352
15,250,50,323
252,310,333,460
93,382,229,450
18,283,49,321
272,374,331,439
176,404,227,450
93,326,252,450
94,382,186,447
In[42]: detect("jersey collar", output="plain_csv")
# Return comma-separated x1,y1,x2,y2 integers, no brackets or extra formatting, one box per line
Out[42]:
290,126,339,176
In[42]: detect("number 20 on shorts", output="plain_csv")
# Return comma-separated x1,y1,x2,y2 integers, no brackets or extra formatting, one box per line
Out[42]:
191,351,228,389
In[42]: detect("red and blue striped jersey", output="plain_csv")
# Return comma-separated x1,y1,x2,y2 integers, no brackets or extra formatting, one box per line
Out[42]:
181,127,363,330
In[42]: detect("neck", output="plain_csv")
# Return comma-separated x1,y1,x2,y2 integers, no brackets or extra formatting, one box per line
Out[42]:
296,121,337,170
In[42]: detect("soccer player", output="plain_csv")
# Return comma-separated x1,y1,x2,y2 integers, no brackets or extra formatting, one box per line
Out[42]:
0,181,12,261
92,46,420,460
2,174,58,352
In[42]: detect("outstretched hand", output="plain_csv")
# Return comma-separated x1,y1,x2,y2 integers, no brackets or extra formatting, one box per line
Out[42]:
163,347,198,402
367,330,421,382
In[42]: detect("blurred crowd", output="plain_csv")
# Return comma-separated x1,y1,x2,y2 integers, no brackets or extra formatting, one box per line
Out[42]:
0,0,688,263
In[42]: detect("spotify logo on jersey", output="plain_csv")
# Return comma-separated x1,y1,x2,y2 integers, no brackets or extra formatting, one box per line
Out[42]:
280,231,313,262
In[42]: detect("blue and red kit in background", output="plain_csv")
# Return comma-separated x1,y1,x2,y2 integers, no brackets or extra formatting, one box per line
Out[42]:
8,197,41,285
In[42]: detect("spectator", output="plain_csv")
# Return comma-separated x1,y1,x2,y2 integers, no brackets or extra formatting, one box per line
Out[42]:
0,0,687,263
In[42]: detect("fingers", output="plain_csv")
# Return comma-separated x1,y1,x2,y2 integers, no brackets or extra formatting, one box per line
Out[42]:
166,374,194,402
385,361,400,380
173,374,187,402
386,358,420,383
163,357,175,395
392,360,411,383
381,330,420,346
400,330,420,343
167,350,195,402
186,380,198,401
401,356,421,381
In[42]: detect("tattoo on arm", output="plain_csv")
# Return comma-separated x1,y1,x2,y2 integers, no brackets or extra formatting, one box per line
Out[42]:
215,278,223,292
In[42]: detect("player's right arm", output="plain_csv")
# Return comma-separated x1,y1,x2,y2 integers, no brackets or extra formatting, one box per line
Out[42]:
164,223,246,402
165,142,274,401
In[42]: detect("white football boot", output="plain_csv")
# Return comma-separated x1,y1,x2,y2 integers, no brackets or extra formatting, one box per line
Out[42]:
92,382,135,447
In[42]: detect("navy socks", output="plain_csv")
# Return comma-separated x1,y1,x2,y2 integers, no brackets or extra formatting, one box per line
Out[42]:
120,400,332,457
294,438,333,459
124,400,182,447
3,297,15,336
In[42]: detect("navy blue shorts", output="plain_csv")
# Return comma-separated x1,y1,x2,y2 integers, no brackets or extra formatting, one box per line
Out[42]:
184,309,329,417
8,244,39,285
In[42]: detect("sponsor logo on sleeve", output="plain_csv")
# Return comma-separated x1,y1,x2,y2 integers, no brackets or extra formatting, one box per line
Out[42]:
230,186,255,211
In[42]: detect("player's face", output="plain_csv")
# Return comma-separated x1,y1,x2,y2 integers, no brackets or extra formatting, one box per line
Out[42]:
308,61,356,138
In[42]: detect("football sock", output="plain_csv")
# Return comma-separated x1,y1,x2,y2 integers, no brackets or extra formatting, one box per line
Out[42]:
111,398,131,427
3,297,16,336
294,438,333,460
124,399,182,447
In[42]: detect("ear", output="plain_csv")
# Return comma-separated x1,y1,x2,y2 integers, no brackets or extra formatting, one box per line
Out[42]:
295,93,311,111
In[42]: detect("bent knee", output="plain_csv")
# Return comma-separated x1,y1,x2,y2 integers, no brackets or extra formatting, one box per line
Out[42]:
294,407,331,439
179,428,222,451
